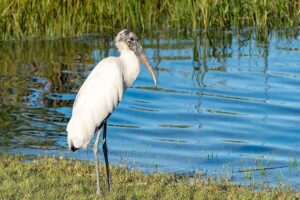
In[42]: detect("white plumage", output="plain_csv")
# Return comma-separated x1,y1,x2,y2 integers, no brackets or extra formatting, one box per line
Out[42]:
67,53,140,149
66,29,157,194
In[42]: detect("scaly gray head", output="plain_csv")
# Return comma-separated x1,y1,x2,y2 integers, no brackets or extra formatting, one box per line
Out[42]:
115,29,157,85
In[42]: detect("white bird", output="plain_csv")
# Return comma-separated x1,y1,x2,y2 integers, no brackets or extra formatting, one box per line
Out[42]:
67,29,157,194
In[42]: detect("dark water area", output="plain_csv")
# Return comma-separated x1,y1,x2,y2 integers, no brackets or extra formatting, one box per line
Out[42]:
0,29,299,187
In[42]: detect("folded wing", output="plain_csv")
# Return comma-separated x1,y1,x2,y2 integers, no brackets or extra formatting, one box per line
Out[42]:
67,57,124,149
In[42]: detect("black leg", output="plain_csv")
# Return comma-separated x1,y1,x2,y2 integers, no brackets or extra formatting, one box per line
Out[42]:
93,128,102,195
102,121,111,191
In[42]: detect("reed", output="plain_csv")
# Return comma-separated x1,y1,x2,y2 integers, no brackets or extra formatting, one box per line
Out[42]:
0,0,299,40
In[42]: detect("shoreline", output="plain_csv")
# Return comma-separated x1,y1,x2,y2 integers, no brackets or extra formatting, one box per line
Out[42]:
0,153,299,199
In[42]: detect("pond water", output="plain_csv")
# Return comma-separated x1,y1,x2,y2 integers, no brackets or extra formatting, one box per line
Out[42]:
0,29,299,187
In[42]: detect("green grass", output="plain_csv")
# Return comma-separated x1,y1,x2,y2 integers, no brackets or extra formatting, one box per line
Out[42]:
0,0,299,40
0,153,299,200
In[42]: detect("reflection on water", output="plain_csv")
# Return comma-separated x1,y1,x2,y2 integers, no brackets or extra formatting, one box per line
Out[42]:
0,29,299,187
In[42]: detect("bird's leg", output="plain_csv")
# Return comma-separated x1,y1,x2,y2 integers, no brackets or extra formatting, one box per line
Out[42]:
102,121,111,191
93,128,102,195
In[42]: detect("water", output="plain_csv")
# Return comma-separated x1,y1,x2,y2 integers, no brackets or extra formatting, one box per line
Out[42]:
0,29,299,187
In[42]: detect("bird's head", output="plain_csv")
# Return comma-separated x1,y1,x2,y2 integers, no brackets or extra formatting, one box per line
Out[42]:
115,29,157,85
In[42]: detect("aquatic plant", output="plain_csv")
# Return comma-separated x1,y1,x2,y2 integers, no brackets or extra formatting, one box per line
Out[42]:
0,0,299,40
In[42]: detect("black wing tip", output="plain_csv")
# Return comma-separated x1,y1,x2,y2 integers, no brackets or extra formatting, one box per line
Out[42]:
71,146,79,152
69,139,80,152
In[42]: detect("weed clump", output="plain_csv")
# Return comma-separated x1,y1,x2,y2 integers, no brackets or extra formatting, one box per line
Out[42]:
0,0,299,40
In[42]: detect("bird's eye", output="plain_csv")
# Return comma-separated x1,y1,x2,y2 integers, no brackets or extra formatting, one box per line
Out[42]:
127,37,135,44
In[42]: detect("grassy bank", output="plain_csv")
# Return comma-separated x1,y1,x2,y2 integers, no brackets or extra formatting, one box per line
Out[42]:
0,153,299,200
0,0,299,40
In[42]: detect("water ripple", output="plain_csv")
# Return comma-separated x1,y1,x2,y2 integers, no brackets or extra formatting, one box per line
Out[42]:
0,30,299,187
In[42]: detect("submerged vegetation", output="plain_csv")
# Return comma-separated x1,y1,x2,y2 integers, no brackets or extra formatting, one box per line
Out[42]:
0,153,299,199
0,0,299,40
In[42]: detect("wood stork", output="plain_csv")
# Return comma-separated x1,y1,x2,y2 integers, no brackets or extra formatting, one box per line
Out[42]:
67,29,157,194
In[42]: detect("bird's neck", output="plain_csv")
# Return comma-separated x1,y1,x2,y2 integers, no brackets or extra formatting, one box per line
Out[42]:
119,51,141,88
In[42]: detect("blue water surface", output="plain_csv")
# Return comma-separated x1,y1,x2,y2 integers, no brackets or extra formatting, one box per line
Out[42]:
0,29,299,187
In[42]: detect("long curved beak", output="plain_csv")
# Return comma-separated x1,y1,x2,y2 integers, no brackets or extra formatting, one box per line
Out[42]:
134,44,157,86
